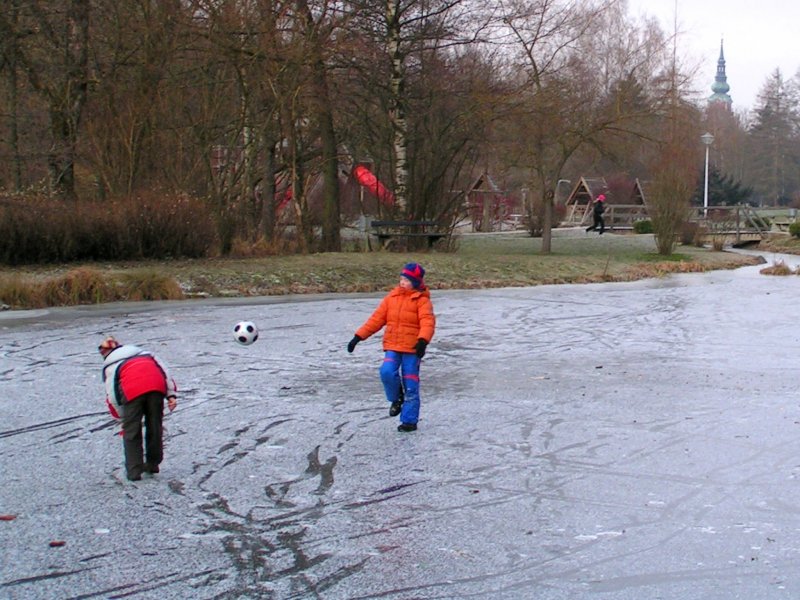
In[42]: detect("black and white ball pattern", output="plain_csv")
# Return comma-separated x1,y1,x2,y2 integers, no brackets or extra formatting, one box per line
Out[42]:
233,321,259,345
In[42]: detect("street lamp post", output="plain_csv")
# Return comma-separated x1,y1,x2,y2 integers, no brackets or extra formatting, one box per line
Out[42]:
701,132,714,218
555,179,571,204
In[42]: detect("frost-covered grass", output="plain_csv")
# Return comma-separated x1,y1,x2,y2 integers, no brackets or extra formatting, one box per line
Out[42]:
0,231,760,308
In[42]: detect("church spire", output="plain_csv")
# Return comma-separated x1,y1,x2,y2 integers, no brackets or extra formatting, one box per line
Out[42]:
709,39,732,106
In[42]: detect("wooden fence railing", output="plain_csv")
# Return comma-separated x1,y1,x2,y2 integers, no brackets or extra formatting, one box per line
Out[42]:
562,203,794,242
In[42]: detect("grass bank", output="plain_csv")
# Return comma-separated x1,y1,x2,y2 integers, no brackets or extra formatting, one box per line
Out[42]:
0,231,763,309
758,235,800,256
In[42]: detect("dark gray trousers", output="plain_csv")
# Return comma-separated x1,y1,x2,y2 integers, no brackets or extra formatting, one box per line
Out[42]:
121,391,165,478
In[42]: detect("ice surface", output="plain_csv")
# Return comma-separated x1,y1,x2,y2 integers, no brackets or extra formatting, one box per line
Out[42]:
2,250,800,599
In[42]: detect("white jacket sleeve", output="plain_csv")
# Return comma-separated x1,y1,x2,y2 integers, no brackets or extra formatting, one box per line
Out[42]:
153,354,178,397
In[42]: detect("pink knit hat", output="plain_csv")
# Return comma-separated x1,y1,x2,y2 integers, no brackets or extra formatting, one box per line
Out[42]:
98,336,120,354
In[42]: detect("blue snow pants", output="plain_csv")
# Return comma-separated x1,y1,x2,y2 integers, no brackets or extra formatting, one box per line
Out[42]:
380,351,421,425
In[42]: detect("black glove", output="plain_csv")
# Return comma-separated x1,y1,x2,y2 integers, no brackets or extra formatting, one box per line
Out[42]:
347,335,362,353
415,339,428,358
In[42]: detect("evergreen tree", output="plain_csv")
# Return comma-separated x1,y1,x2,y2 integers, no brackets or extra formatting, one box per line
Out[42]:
692,166,753,206
746,70,800,206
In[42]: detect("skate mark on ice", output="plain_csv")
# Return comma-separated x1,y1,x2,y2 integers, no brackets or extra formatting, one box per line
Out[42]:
0,412,105,440
0,565,102,588
344,481,428,509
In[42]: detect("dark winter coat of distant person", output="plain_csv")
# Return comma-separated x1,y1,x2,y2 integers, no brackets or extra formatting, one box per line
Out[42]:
586,194,606,234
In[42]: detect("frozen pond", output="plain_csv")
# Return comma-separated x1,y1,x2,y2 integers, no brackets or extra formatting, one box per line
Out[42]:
2,251,800,599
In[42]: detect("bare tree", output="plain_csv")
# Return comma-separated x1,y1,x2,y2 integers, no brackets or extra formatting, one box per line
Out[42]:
348,0,485,214
0,0,24,190
175,0,305,252
295,0,343,251
405,47,509,221
495,0,674,252
85,0,186,197
0,0,90,199
646,100,700,255
643,5,702,256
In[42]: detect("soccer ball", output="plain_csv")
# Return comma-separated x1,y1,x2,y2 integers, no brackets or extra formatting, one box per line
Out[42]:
233,321,259,345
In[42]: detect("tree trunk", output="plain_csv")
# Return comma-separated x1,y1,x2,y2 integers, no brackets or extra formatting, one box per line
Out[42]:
541,191,553,254
48,108,78,199
7,1,22,191
318,101,341,252
48,0,90,199
288,121,312,253
387,0,407,213
260,141,277,241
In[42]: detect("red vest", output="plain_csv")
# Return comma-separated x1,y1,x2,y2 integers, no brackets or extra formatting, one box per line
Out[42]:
117,356,167,401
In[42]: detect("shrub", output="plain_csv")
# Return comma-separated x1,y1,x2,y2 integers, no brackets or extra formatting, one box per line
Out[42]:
0,273,40,308
633,219,653,234
0,267,184,308
0,191,217,264
789,222,800,239
693,226,709,248
121,191,217,259
680,221,698,245
117,270,184,301
760,261,794,276
40,268,113,306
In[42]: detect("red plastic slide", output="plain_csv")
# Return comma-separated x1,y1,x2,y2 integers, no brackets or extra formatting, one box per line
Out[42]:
352,163,395,206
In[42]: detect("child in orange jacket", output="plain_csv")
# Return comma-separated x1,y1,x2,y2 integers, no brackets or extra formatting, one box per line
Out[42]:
347,263,435,431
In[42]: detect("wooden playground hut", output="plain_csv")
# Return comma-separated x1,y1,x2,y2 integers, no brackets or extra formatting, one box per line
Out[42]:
464,172,522,232
561,177,609,226
562,176,649,230
563,176,772,242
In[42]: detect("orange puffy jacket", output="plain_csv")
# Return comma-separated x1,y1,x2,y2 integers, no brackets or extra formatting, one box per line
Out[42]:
356,285,435,353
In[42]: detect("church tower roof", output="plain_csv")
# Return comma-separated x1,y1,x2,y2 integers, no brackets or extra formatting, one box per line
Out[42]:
709,39,732,106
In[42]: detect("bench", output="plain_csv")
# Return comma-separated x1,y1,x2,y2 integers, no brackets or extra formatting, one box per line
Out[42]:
370,220,446,249
771,219,794,232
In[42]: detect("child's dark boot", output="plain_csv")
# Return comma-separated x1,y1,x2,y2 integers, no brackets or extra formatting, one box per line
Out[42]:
389,385,404,417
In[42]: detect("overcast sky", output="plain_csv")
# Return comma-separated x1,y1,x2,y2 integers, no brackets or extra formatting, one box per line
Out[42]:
625,0,800,113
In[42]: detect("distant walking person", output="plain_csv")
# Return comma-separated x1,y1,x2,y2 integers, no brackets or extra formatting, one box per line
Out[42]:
586,194,606,234
347,263,436,432
99,336,178,481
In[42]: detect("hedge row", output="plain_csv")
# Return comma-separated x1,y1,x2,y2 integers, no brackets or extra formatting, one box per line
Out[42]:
0,192,217,264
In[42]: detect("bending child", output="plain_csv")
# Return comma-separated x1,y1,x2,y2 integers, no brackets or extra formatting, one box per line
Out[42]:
99,336,178,481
